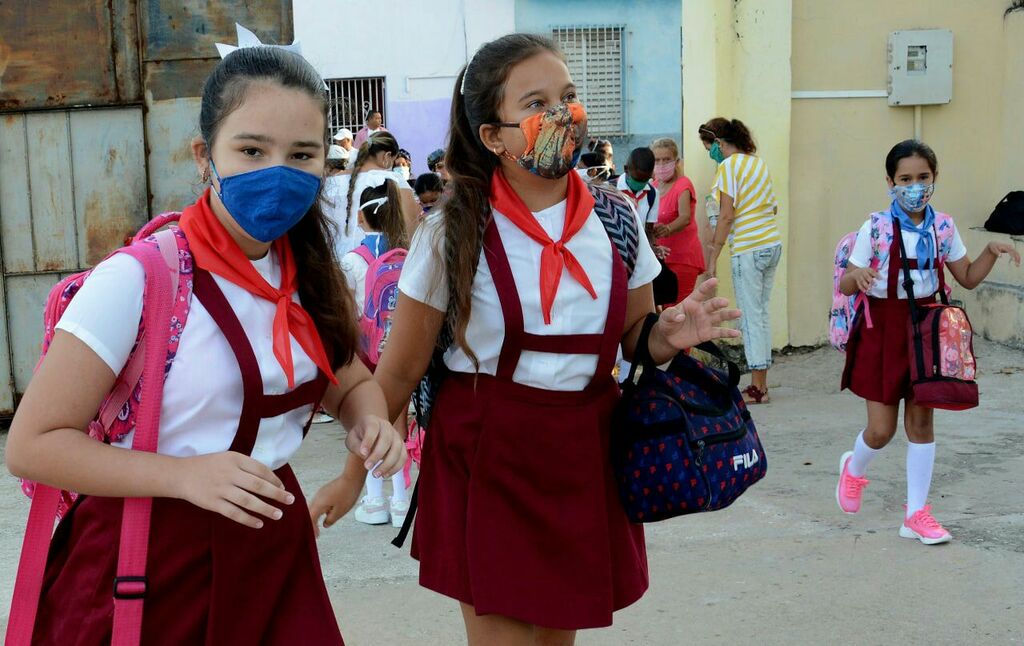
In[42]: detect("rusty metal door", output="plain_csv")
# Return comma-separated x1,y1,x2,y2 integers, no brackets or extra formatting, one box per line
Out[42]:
0,109,150,414
0,0,293,417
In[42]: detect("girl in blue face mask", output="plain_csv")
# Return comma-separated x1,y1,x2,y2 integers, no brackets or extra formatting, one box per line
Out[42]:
6,41,406,644
836,139,1020,546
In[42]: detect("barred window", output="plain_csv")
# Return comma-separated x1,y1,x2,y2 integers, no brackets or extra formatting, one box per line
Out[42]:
552,26,625,137
325,76,387,133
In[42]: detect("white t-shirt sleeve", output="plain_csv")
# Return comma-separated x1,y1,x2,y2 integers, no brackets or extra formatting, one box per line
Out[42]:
948,221,968,263
339,251,369,316
397,212,448,311
847,220,874,269
628,203,663,289
54,253,145,375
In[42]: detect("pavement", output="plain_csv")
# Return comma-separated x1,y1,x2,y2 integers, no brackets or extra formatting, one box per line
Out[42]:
0,339,1021,645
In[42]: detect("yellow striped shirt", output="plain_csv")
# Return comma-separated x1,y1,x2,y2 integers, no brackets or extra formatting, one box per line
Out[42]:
713,153,782,255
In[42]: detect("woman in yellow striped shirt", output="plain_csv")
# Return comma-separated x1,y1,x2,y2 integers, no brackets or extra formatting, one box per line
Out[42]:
700,118,783,404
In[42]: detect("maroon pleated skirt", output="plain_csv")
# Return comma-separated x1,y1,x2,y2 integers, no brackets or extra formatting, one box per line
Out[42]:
842,295,935,406
32,465,344,645
411,372,649,631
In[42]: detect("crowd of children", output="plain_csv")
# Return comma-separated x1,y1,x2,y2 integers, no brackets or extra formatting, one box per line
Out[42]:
3,24,1020,646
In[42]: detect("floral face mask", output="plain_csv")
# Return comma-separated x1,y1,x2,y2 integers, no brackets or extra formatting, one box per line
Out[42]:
492,103,588,180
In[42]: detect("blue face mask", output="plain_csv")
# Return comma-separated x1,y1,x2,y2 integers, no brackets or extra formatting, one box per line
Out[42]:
889,182,934,213
708,141,725,164
210,161,321,243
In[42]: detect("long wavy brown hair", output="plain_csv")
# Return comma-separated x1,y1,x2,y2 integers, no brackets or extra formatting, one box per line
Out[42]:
434,33,563,363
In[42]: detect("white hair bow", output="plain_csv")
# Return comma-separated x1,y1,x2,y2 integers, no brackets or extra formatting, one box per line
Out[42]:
215,23,303,59
215,24,328,90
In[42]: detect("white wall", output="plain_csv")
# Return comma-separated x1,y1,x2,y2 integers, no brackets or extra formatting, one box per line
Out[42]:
295,0,515,173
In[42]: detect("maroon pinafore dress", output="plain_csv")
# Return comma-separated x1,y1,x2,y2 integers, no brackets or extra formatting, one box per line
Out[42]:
411,220,650,631
842,226,939,406
32,268,345,645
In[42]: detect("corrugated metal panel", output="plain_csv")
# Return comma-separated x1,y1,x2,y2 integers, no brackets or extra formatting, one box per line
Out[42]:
70,109,149,266
0,107,147,415
0,0,142,112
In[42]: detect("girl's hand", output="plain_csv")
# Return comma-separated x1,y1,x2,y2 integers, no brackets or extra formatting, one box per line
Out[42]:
654,245,671,260
309,474,363,537
345,415,407,478
654,224,671,238
987,241,1022,267
852,266,881,292
177,452,294,529
655,278,742,352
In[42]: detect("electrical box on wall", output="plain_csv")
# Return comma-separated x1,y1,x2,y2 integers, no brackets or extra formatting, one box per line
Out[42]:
887,29,953,106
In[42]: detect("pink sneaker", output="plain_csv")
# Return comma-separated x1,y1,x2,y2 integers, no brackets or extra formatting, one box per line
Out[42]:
899,505,952,545
835,451,869,514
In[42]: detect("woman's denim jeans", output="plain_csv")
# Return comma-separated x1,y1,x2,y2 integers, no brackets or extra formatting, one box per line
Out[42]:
730,244,782,370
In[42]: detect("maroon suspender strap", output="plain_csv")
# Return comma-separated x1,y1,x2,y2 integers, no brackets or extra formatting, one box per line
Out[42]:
192,268,265,456
193,268,329,453
887,225,937,301
482,218,627,388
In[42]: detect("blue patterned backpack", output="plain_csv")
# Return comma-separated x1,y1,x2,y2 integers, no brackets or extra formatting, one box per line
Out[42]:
612,314,767,523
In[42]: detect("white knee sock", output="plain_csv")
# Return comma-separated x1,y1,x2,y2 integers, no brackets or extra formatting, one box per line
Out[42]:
391,471,408,503
365,470,384,500
848,430,880,477
905,441,936,518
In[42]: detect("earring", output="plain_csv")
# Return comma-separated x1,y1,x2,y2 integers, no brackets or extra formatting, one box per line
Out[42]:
201,167,210,182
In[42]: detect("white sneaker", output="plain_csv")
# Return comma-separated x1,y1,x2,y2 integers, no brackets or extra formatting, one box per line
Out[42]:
390,498,410,528
354,497,390,525
312,412,334,424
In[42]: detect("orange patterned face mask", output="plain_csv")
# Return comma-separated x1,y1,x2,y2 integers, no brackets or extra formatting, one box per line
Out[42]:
492,103,588,179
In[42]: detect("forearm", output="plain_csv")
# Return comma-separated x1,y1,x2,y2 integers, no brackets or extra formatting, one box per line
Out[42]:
338,450,369,482
667,212,691,234
6,427,181,499
375,365,421,423
838,271,860,296
333,377,391,433
963,249,998,289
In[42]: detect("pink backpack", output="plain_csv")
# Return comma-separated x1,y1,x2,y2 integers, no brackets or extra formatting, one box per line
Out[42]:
7,213,194,646
829,211,955,351
353,245,406,368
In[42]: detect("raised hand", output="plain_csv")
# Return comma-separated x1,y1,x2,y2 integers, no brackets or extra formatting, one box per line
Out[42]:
655,277,742,353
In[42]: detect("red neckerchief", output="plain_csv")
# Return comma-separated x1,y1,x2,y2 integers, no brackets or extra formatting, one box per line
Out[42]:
489,169,597,324
179,189,337,388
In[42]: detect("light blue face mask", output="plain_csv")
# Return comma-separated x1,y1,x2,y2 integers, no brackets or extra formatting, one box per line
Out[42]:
889,182,934,213
210,161,321,243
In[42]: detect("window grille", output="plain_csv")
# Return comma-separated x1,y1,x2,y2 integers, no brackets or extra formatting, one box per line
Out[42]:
325,76,387,133
552,26,625,137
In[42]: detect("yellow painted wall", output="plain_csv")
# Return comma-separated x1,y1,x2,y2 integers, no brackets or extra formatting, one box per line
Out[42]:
788,0,1024,346
682,0,792,349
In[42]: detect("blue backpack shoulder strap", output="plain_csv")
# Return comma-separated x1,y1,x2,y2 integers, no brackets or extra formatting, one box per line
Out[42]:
589,183,638,279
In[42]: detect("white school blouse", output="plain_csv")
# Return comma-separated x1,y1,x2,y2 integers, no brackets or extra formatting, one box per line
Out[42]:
398,200,661,391
324,169,413,260
55,249,319,469
848,218,967,299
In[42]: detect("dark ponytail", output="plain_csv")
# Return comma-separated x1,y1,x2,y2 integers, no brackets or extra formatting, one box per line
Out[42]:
699,117,757,154
346,132,400,235
199,46,357,369
357,181,408,250
885,139,938,180
436,33,563,363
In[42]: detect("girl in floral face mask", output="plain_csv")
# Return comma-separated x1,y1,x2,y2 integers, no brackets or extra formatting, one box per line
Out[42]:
356,33,741,645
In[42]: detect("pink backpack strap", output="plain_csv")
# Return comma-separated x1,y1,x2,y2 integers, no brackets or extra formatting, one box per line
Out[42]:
5,242,176,646
98,229,180,430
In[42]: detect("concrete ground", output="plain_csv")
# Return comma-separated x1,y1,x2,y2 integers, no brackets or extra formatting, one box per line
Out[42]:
0,340,1021,645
